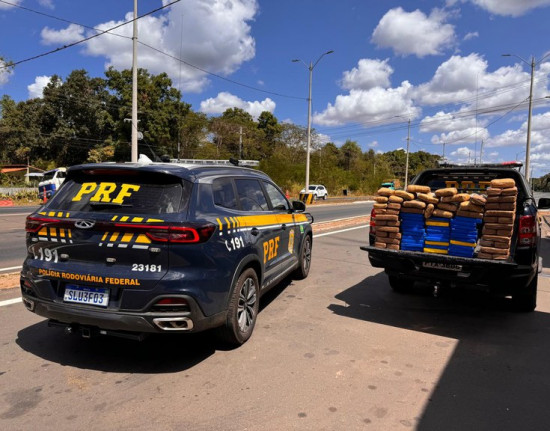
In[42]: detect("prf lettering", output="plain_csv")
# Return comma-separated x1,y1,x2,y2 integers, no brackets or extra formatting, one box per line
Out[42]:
72,182,141,203
263,236,280,264
445,180,491,191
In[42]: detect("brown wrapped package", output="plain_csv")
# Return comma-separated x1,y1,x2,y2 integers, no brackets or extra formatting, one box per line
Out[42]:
432,209,453,218
485,210,514,217
490,178,515,188
375,196,389,203
501,187,518,196
450,193,471,202
373,203,387,209
459,201,484,213
387,244,400,250
388,195,404,204
406,185,431,194
394,190,415,200
374,242,387,249
376,237,400,245
402,200,427,209
377,226,400,232
386,209,400,215
498,203,516,211
480,246,509,255
456,210,484,219
377,187,394,196
469,194,486,205
437,203,458,212
375,214,399,221
435,187,457,197
387,203,402,211
486,187,501,196
416,193,439,204
424,203,435,218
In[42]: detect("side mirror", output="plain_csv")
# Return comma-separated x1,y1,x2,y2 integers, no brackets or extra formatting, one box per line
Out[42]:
538,198,550,209
291,200,306,212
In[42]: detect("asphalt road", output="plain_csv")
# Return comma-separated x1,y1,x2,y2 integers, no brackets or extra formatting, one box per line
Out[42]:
0,202,374,272
2,227,550,430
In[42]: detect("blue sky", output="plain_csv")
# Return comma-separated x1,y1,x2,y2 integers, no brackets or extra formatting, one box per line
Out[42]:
1,0,550,177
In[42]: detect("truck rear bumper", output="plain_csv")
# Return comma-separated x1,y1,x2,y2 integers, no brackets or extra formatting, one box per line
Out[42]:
361,246,536,293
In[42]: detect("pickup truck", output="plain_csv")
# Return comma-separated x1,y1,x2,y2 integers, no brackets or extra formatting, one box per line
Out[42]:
362,163,550,311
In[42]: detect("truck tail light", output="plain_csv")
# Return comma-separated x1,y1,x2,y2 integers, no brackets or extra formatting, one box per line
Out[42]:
518,215,536,248
25,216,62,233
370,208,376,227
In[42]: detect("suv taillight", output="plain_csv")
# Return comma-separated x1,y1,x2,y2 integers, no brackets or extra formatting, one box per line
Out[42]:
370,208,376,228
114,223,216,244
25,216,61,233
518,215,536,248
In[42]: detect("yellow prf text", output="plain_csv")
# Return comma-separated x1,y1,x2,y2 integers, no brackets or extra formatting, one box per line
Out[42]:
263,236,280,264
72,182,141,203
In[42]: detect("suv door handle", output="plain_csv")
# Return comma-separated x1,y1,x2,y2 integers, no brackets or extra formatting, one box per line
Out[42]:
251,228,259,236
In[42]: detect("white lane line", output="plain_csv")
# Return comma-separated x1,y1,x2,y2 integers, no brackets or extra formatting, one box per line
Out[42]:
0,297,21,307
314,225,367,238
0,213,34,217
0,266,21,272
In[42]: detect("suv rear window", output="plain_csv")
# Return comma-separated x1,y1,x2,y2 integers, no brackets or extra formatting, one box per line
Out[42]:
45,170,191,215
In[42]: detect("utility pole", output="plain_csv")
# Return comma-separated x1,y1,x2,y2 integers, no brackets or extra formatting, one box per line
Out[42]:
131,0,138,162
525,56,535,184
404,118,411,189
239,126,243,159
479,139,484,164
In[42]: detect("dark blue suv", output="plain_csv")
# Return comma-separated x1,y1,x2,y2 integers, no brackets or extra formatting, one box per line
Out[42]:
20,162,313,346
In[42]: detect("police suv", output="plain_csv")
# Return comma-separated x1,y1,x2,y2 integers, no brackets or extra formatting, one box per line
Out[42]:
20,161,313,346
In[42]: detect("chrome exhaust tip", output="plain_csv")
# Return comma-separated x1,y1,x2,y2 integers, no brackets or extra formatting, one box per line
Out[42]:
22,298,35,312
153,317,194,331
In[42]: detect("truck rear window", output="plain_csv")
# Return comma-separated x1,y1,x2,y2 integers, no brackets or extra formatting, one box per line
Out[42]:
45,171,191,215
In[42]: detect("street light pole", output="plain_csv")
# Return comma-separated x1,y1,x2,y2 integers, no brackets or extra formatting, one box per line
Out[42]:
131,0,138,163
293,50,334,192
502,53,550,183
404,118,411,189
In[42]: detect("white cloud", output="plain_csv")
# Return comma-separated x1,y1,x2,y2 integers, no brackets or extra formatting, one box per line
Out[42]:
463,31,479,41
0,0,22,9
468,0,550,17
199,92,275,119
28,75,52,99
430,127,489,146
421,109,484,133
41,23,84,45
449,146,475,163
371,7,455,58
313,81,420,126
42,0,258,93
0,59,14,86
368,141,379,148
340,59,393,90
38,0,55,10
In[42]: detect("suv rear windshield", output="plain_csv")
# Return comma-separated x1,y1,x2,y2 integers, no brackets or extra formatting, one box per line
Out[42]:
45,170,191,215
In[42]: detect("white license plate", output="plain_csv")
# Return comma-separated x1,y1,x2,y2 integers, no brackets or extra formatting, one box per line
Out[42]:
422,262,463,271
63,285,109,307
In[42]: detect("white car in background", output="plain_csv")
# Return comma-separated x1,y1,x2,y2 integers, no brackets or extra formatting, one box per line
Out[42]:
300,184,328,200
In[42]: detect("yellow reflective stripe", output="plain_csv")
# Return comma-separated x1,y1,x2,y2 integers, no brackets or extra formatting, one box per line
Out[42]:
112,216,118,221
110,232,119,241
101,232,109,241
146,218,163,223
39,227,48,236
120,216,129,222
426,221,449,227
39,212,46,215
57,212,63,217
68,230,72,238
237,214,295,227
49,227,56,237
59,229,65,238
48,211,55,217
216,218,223,232
424,248,449,254
425,241,449,246
294,214,309,222
450,240,476,247
224,217,231,230
121,233,133,243
135,234,151,244
132,217,144,222
65,213,70,218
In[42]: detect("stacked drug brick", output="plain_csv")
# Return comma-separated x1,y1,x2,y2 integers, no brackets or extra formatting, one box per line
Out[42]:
373,187,402,250
478,178,517,260
449,193,485,257
399,186,430,252
420,187,457,254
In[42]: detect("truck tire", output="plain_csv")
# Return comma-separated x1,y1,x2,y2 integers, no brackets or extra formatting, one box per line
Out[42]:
512,274,537,312
388,275,411,293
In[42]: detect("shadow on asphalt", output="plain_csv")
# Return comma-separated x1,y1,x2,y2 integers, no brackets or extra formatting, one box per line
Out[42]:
15,277,293,374
328,254,550,430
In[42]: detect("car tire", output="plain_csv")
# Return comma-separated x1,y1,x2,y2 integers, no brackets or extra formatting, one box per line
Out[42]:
388,275,412,293
293,234,312,280
323,194,327,200
512,273,537,312
217,268,259,346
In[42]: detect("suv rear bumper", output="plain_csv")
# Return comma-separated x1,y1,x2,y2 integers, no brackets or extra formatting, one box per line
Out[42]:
21,288,226,335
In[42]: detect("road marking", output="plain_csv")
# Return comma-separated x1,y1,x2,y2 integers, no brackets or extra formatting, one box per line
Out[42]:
0,297,21,307
0,265,21,272
314,225,367,238
0,213,34,217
